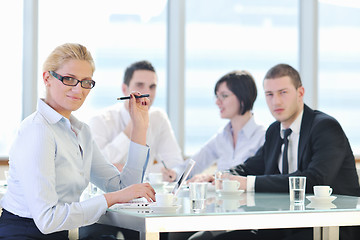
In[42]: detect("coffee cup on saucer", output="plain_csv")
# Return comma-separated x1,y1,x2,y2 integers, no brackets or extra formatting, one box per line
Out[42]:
222,180,240,192
155,193,177,207
313,185,333,197
215,170,231,191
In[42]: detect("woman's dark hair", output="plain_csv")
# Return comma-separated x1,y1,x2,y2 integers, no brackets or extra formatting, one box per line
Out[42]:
214,70,257,115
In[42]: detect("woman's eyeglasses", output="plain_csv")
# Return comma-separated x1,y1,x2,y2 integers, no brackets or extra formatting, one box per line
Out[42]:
49,71,95,89
215,93,233,101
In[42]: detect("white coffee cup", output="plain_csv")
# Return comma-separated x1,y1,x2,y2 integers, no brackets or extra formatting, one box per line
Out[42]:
215,170,231,191
313,185,333,197
156,193,176,207
148,173,163,185
222,180,240,192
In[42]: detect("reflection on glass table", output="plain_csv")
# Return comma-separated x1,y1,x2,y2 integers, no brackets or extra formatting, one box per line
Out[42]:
101,190,360,240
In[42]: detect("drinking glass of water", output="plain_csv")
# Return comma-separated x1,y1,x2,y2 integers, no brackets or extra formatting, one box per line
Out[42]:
289,176,306,204
189,182,208,213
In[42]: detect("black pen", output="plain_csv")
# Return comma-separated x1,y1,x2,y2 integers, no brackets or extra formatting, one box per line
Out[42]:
161,160,168,170
161,160,173,179
117,94,150,100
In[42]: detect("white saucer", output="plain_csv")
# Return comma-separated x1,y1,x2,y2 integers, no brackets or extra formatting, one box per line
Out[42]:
149,203,181,213
306,195,337,203
216,189,244,197
306,202,337,210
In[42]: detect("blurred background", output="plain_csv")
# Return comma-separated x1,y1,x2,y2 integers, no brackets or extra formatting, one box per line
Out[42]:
1,0,360,159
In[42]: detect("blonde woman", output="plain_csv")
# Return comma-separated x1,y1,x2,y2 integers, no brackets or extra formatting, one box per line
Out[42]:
0,43,155,239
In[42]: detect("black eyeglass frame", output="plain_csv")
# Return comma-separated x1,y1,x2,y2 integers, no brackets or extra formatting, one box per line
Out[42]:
49,71,96,89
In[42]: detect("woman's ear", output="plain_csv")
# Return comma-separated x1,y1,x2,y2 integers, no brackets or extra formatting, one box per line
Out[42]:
43,71,51,87
239,101,245,115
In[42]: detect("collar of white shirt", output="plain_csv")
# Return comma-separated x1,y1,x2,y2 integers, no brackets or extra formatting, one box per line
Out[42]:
38,98,84,133
225,114,260,140
280,110,303,138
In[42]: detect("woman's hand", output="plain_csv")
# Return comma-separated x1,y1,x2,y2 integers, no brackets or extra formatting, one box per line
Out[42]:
104,183,155,208
128,92,150,146
187,173,214,183
161,168,177,182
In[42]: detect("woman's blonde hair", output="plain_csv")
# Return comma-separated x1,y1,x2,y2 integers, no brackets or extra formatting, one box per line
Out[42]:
42,43,95,73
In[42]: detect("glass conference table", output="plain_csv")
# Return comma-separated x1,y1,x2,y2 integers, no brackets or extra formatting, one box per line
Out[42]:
98,189,360,240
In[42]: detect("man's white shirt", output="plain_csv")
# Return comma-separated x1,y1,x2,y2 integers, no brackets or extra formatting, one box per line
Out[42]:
88,103,183,173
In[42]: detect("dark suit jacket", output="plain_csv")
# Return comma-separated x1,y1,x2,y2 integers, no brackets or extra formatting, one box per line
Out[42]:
234,104,360,196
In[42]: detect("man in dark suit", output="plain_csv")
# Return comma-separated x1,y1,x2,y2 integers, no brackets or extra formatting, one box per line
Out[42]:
214,63,360,240
231,63,360,196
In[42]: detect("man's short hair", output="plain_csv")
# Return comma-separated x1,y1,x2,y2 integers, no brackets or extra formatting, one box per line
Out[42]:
264,63,302,89
123,60,156,86
214,70,257,115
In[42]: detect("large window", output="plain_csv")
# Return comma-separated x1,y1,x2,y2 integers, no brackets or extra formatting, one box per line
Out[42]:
38,0,167,122
0,1,23,157
3,0,360,159
184,0,299,155
318,1,360,154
